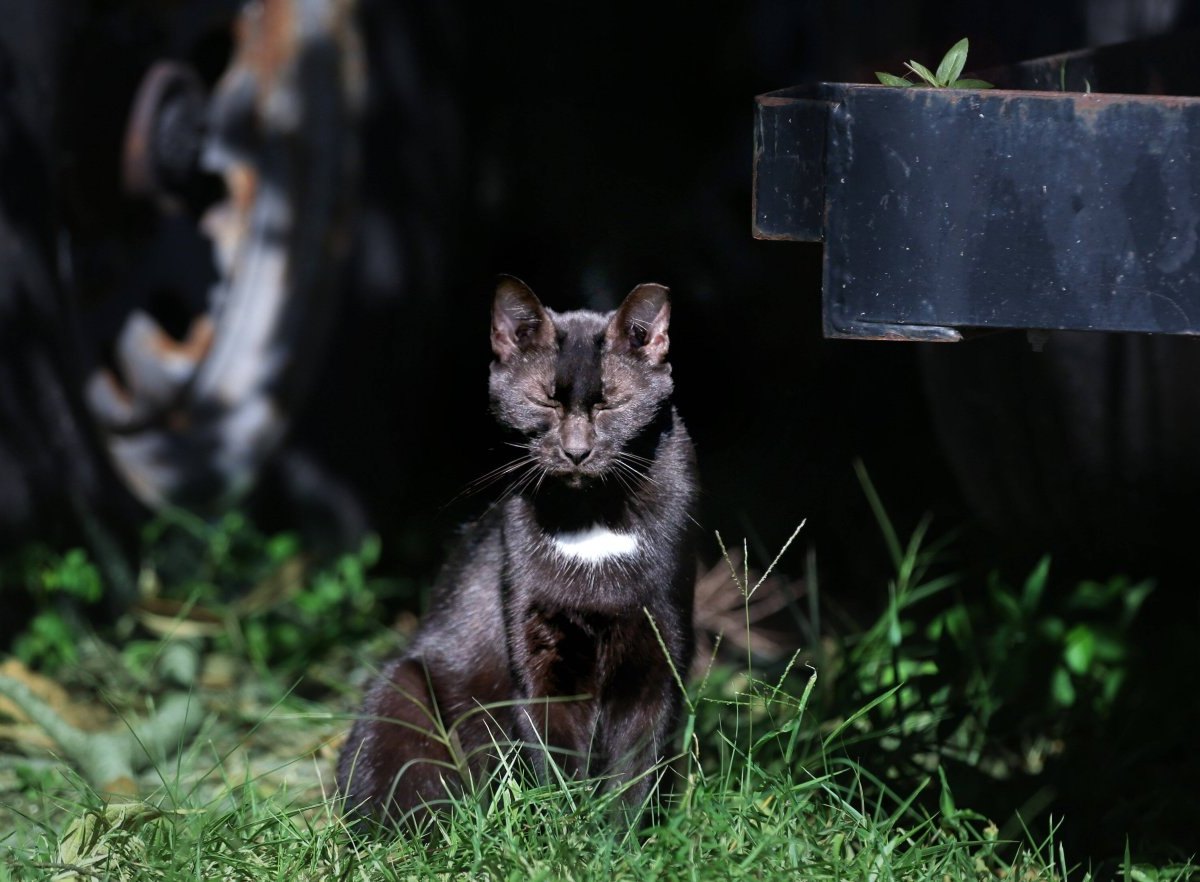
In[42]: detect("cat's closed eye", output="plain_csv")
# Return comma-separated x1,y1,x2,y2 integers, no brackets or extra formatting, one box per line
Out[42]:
593,397,630,412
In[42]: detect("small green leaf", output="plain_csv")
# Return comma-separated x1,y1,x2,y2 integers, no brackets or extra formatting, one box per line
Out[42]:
1064,625,1097,674
897,658,939,679
1101,669,1126,707
991,588,1022,623
1021,555,1051,613
1051,665,1077,707
875,71,914,88
936,38,969,87
1036,614,1065,642
905,60,939,87
1120,578,1155,623
266,532,300,562
950,78,995,90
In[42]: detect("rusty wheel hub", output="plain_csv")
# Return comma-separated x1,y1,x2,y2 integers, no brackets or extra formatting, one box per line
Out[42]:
86,0,364,511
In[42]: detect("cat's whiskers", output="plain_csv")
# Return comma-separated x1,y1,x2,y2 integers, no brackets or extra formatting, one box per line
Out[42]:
615,450,656,473
530,464,550,496
442,453,537,509
466,454,535,489
499,460,544,503
616,451,655,466
605,464,635,496
612,455,659,490
475,442,539,496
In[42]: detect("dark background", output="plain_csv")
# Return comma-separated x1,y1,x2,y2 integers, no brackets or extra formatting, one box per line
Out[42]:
7,0,1197,582
3,0,1200,867
288,0,1200,587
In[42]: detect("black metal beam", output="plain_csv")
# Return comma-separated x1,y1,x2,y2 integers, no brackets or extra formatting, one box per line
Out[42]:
753,31,1200,340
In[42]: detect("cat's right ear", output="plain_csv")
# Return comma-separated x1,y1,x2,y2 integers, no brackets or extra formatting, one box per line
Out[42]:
492,276,553,362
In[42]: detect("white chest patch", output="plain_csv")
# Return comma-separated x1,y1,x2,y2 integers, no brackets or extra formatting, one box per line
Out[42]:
551,525,639,563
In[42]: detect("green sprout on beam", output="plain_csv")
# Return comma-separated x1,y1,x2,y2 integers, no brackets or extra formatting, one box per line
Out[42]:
876,38,994,89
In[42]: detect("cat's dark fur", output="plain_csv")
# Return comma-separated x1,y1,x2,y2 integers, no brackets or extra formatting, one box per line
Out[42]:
337,276,697,828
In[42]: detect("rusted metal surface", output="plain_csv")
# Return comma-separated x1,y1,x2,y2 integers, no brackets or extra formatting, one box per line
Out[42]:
91,0,365,510
752,31,1200,341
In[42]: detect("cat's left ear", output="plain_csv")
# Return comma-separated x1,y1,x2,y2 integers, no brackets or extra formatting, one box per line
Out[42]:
608,283,670,363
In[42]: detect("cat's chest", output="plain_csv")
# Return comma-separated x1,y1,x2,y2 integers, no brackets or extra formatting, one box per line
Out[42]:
504,513,663,610
547,524,641,564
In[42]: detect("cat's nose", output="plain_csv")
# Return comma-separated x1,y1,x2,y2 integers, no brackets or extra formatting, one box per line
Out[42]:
563,445,591,465
560,415,594,465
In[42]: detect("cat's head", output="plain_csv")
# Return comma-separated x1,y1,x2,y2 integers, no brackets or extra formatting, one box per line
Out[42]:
489,276,673,489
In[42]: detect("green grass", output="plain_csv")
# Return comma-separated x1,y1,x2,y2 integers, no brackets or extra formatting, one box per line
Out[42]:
1,497,1198,880
0,658,1071,882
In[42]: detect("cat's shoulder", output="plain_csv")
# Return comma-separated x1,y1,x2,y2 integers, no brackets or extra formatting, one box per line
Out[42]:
432,506,506,587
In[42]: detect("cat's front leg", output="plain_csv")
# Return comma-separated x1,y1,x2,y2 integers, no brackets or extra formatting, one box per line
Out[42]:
593,662,682,814
511,690,597,782
509,604,601,780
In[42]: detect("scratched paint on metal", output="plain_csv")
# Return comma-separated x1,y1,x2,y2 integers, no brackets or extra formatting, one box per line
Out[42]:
823,85,1200,337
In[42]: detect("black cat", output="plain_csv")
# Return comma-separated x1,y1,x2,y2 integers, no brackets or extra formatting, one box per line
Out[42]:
337,276,697,828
